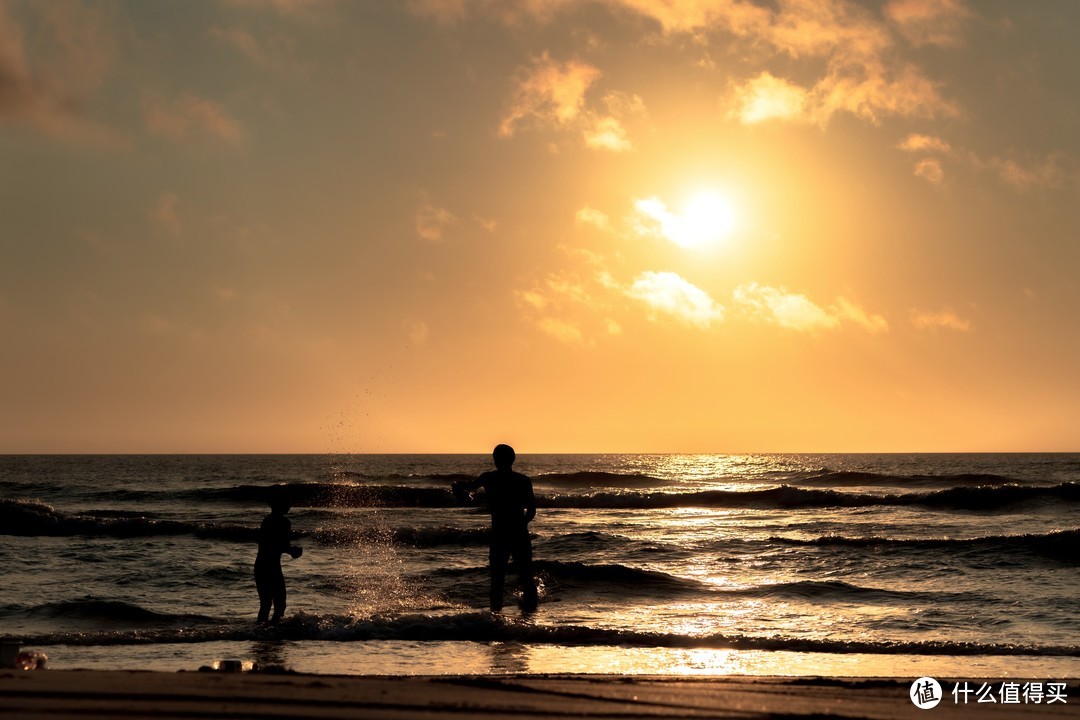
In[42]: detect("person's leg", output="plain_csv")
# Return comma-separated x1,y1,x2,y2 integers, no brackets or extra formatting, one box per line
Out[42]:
489,541,510,611
514,534,538,612
270,568,287,622
255,567,272,623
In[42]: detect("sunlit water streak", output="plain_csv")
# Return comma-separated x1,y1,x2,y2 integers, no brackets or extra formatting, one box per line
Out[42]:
2,453,1078,677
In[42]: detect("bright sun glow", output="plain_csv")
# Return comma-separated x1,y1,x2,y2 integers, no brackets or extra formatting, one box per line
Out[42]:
680,191,736,248
635,190,736,249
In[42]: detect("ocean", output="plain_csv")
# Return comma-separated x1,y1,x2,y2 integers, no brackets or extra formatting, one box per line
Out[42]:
2,453,1078,678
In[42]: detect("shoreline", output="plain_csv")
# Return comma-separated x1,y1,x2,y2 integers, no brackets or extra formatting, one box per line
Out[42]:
2,670,1079,719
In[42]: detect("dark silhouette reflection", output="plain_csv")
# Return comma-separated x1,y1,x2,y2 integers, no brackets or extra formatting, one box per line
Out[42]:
254,485,303,624
489,641,530,674
453,444,538,612
249,640,288,672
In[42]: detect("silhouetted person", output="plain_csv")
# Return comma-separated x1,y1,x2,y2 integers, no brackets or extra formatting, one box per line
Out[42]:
453,444,538,612
255,486,302,624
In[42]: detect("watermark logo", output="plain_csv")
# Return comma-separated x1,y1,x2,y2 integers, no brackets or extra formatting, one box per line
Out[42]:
911,677,943,709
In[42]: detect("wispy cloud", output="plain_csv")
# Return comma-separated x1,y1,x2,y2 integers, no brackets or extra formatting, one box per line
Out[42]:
151,191,182,235
734,283,887,333
209,25,310,76
223,0,337,22
884,0,973,47
537,317,585,345
404,318,429,345
990,155,1065,193
897,133,952,153
575,206,612,232
910,308,973,332
415,202,458,241
0,1,126,146
626,271,724,329
515,271,608,345
913,157,945,186
499,53,601,138
499,54,645,151
143,92,246,143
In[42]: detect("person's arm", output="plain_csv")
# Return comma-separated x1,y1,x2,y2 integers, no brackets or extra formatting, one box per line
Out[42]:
279,517,302,558
452,476,484,502
523,480,536,524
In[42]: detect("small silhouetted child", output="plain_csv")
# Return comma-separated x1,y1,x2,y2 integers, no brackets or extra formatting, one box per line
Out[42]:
254,486,303,624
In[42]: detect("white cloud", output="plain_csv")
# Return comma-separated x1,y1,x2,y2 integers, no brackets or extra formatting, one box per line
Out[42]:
732,72,808,124
626,271,724,329
734,283,887,333
734,282,838,332
585,115,632,151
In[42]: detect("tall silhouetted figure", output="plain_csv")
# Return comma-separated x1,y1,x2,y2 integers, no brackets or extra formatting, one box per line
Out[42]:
255,486,303,624
453,444,538,612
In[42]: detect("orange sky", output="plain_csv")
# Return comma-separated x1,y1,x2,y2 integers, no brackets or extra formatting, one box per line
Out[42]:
2,0,1079,453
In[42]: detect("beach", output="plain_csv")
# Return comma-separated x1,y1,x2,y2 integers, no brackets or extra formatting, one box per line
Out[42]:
4,670,1078,719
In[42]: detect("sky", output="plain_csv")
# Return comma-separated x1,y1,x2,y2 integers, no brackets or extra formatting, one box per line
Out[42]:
2,0,1079,454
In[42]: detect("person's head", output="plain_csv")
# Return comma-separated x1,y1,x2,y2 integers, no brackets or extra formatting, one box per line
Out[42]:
268,485,291,514
492,443,516,471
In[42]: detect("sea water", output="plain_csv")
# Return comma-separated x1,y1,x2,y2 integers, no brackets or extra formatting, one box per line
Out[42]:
1,454,1078,677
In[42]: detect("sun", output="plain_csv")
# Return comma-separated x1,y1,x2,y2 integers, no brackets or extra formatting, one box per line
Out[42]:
634,190,737,250
679,190,736,249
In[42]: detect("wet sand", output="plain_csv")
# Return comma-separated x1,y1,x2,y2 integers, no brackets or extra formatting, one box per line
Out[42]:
2,670,1078,719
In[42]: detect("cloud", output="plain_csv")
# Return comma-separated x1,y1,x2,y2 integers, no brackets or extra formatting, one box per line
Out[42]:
585,115,632,151
499,53,601,138
897,133,951,153
415,0,965,130
884,0,973,47
143,92,245,143
734,283,886,333
537,317,584,345
499,54,645,151
404,319,429,344
209,25,308,75
611,0,770,35
708,1,963,126
913,157,945,186
626,271,724,329
910,308,972,332
223,0,336,22
576,206,612,231
0,1,125,146
631,193,734,249
515,272,602,345
991,155,1065,193
734,282,839,332
833,297,889,333
152,191,182,234
732,72,808,124
415,202,458,241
